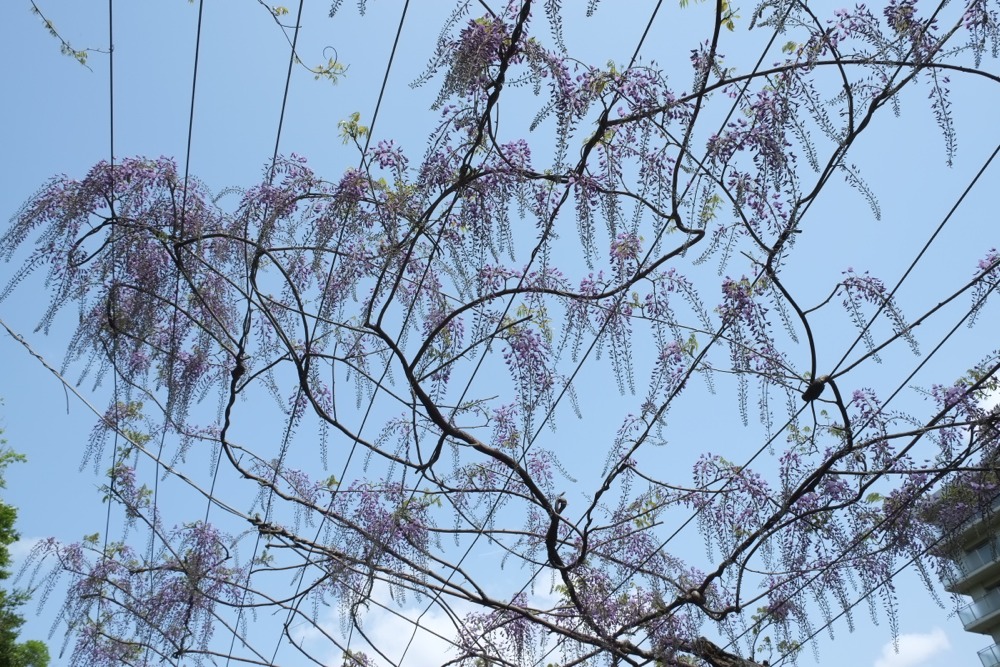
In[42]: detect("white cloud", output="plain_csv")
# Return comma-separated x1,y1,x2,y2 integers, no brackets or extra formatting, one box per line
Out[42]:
290,582,483,666
873,628,950,667
291,582,563,666
10,536,42,563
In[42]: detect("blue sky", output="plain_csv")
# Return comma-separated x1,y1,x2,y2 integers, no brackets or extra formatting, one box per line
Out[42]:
1,2,998,666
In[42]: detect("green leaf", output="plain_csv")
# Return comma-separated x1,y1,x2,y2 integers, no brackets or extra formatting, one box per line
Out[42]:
338,112,369,145
314,57,347,85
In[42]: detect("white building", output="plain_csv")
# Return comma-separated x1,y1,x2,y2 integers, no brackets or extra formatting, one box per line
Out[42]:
939,501,1000,667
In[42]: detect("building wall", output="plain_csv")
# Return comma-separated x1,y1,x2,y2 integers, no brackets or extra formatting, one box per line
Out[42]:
940,504,1000,666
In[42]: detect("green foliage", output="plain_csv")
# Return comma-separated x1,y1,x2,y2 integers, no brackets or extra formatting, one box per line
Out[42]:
959,365,1000,402
29,1,90,67
678,0,739,29
338,112,370,145
514,303,553,342
699,193,723,226
748,606,802,665
632,490,667,529
0,505,16,574
0,418,50,667
7,640,49,667
314,56,347,84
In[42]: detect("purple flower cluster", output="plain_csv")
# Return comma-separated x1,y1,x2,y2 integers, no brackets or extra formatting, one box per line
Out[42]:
459,593,539,662
23,523,242,666
502,323,555,411
970,247,1000,324
841,268,919,357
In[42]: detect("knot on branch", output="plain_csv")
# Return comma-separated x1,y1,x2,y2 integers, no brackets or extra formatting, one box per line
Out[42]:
801,375,830,402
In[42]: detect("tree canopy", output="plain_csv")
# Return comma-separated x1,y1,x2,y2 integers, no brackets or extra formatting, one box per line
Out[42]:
4,1,1000,666
0,435,50,667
